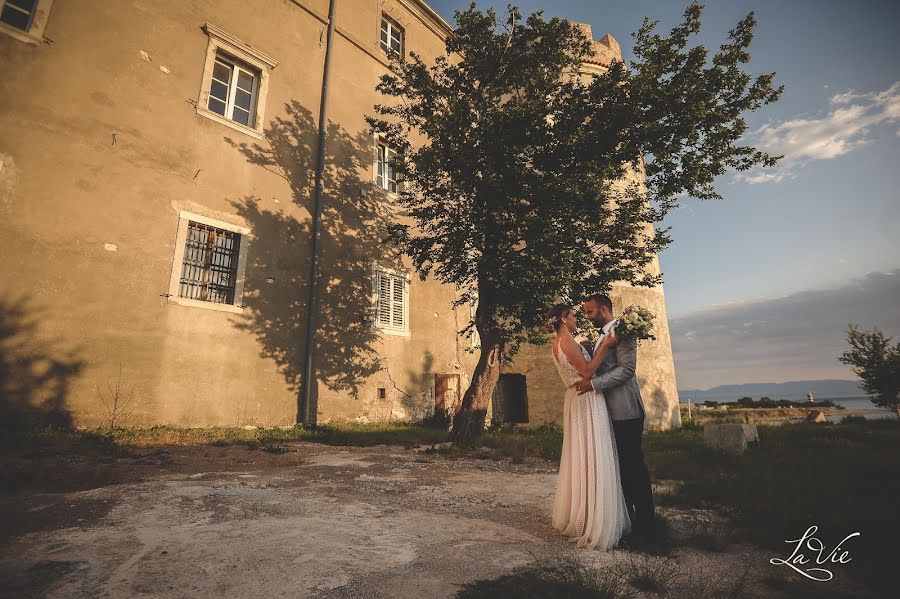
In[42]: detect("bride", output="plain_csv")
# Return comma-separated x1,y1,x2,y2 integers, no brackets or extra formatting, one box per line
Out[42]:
547,302,631,550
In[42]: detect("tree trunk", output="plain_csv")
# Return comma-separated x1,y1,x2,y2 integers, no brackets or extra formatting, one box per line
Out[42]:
451,292,502,444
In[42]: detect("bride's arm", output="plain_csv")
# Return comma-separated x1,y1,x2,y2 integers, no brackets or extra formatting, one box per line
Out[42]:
560,333,616,380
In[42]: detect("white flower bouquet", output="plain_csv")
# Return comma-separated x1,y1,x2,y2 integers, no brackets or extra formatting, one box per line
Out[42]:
614,305,656,342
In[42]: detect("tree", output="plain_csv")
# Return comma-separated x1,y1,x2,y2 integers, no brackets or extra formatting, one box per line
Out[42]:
368,3,782,443
839,325,900,421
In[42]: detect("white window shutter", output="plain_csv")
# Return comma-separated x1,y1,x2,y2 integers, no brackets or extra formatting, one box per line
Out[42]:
377,272,391,326
391,275,404,328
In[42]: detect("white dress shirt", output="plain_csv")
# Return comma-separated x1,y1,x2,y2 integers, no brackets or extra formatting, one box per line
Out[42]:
594,318,618,354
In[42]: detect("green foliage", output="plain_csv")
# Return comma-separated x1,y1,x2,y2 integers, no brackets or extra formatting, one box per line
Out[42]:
419,407,454,429
839,324,900,416
618,555,679,594
481,423,563,461
456,553,635,599
456,550,754,598
368,2,781,356
647,420,900,591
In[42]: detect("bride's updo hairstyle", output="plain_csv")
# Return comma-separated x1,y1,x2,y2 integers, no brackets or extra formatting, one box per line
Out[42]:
545,303,572,333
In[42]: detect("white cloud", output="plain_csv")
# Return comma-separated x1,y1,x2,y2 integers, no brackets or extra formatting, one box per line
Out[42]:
736,81,900,184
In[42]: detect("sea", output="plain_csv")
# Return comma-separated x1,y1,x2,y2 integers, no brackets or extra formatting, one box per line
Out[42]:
824,397,895,421
682,395,894,421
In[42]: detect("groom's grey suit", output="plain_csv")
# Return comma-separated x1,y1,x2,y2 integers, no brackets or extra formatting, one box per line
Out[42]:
591,319,646,421
589,318,655,536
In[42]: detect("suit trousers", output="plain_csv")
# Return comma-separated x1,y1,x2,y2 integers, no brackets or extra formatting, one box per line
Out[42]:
611,416,655,532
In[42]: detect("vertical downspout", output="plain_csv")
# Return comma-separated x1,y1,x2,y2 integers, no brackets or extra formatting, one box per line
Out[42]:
299,0,337,426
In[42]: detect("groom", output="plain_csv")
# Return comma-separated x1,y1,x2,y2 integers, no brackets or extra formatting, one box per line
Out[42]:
575,293,656,540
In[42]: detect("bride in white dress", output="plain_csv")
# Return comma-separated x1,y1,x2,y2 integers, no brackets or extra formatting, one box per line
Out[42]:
547,302,631,550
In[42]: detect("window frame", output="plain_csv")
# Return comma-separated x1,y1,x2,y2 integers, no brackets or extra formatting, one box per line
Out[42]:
374,139,400,194
0,0,54,45
207,53,259,127
196,23,278,140
379,13,405,60
470,299,480,349
167,211,251,314
372,265,410,337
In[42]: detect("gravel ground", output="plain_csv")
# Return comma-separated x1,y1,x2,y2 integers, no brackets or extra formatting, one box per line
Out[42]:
0,442,869,598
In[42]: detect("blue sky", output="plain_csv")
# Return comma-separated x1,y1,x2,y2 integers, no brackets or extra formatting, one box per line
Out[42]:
427,1,900,388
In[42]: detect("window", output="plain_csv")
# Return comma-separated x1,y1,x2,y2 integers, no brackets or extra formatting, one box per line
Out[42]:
1,0,35,31
470,300,480,349
197,23,278,140
0,0,53,44
374,268,409,335
380,15,404,58
179,222,241,304
376,141,398,193
207,53,258,127
167,211,251,314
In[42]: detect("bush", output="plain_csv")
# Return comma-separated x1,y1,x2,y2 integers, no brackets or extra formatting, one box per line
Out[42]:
419,408,453,430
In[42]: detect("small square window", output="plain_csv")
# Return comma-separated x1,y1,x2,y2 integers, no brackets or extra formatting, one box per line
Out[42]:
179,221,241,305
207,53,259,127
1,0,36,32
196,23,278,140
378,387,386,400
380,15,404,59
376,141,398,193
167,211,251,314
374,269,409,334
0,0,53,44
470,300,480,349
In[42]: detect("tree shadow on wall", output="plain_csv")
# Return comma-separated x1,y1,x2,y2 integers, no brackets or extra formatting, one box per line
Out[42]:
226,101,400,406
0,295,83,433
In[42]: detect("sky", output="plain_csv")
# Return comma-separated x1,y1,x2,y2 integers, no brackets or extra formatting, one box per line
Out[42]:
427,1,900,389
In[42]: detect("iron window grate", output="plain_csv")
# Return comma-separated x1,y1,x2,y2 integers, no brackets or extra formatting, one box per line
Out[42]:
179,221,240,304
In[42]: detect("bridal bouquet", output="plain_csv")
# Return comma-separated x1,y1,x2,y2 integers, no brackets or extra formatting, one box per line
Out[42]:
614,306,656,342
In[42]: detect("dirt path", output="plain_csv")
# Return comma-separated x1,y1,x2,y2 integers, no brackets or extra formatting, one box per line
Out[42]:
0,442,861,598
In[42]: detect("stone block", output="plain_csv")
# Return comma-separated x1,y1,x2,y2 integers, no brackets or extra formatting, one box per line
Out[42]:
806,410,827,423
703,423,759,453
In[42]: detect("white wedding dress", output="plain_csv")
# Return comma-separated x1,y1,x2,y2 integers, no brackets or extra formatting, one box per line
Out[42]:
551,341,631,550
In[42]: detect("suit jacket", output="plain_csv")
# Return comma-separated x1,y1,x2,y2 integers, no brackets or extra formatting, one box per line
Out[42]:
591,322,646,421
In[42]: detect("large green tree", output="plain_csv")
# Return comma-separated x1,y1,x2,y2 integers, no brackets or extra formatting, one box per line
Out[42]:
839,325,900,421
368,2,782,442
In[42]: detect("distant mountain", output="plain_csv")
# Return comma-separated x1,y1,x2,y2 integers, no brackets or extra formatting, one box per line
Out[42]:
678,379,865,402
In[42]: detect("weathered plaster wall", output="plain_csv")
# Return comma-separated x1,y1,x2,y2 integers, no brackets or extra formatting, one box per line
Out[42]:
0,0,472,427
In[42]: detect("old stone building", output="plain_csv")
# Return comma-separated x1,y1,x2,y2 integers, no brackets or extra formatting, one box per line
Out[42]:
1,0,679,429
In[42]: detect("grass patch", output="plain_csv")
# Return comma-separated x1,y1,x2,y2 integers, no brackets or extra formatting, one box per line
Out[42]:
456,552,755,599
617,555,679,594
644,419,900,591
480,424,563,461
456,553,634,599
93,421,452,448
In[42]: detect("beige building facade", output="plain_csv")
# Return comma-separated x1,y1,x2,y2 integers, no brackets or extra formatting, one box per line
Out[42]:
1,0,679,430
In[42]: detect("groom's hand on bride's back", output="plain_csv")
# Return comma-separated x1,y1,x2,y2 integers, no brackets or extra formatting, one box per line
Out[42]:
574,378,593,394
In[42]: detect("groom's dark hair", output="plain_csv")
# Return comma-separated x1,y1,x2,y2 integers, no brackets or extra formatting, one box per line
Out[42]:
586,293,613,312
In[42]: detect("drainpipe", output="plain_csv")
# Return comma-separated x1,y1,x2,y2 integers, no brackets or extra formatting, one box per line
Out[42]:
299,0,337,427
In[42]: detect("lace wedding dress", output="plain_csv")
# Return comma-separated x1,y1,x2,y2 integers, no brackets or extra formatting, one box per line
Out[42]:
550,342,631,549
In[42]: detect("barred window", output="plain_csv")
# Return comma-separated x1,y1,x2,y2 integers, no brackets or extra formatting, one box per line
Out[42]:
375,270,408,333
1,0,37,32
376,141,398,193
179,222,241,305
379,15,404,58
